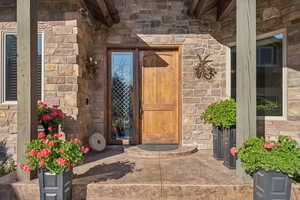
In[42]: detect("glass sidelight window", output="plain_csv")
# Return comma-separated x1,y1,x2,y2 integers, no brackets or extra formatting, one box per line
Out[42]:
111,52,134,140
231,33,285,117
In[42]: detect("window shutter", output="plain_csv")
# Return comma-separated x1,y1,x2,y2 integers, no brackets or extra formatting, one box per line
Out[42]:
36,35,42,101
5,35,17,101
5,34,42,101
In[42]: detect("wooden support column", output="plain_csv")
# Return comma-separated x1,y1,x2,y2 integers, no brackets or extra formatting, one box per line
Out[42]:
17,0,38,181
236,0,256,180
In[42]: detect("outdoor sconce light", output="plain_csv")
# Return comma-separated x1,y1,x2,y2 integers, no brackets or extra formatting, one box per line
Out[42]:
86,56,99,80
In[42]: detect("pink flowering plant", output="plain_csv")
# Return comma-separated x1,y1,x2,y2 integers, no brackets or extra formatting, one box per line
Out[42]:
21,132,89,174
231,136,300,179
37,101,65,130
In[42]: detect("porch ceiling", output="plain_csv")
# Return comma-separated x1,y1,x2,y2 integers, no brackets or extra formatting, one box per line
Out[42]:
83,0,120,27
188,0,236,21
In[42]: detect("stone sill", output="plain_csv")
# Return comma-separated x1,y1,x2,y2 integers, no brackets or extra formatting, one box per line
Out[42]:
0,104,17,110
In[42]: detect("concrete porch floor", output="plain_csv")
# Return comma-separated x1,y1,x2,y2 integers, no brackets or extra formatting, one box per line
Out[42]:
1,147,300,200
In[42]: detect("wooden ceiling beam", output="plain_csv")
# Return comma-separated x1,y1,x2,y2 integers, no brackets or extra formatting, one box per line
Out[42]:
217,0,236,21
195,0,217,18
188,0,200,16
96,0,113,27
83,0,120,27
104,0,120,24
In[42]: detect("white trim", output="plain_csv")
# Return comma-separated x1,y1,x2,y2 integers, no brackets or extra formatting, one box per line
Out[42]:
0,31,44,105
226,29,288,120
225,46,231,98
41,32,45,102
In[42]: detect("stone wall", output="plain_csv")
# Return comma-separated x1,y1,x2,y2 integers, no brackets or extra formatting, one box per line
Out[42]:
90,0,227,148
1,0,299,153
206,0,300,144
0,0,91,155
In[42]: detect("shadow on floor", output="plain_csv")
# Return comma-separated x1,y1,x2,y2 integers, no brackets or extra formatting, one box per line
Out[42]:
73,160,135,184
84,146,124,164
72,160,135,200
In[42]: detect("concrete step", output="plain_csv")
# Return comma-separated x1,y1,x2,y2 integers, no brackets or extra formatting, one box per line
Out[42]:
86,184,253,200
124,145,198,159
1,182,300,200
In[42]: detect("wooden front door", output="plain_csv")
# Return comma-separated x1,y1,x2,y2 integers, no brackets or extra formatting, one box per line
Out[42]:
140,50,180,144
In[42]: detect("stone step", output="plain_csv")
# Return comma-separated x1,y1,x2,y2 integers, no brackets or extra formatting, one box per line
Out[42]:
1,182,300,200
124,145,198,159
86,184,253,200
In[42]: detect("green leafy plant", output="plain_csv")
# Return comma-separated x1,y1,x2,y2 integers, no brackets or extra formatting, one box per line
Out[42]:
37,101,65,130
231,136,300,180
201,99,236,128
0,139,16,177
20,131,89,174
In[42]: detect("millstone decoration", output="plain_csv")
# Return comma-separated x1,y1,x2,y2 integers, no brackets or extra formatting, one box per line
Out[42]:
89,132,106,152
194,54,217,80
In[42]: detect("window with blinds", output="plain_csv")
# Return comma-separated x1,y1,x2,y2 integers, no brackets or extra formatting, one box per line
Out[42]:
4,34,43,102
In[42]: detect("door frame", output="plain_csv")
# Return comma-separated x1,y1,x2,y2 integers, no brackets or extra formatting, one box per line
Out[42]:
106,45,182,145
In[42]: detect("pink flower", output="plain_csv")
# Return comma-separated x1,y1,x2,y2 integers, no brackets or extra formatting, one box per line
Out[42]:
81,146,90,154
60,112,66,118
38,160,45,167
71,138,81,144
59,148,65,153
57,157,68,166
48,127,52,132
70,163,76,167
42,114,51,121
37,149,51,158
43,139,55,147
264,143,274,149
48,140,55,147
53,133,63,138
38,132,46,140
20,164,32,172
207,114,212,118
230,147,238,156
28,149,38,156
52,111,59,117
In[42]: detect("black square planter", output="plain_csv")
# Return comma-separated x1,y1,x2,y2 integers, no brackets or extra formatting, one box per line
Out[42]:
223,127,236,169
212,126,224,160
254,170,292,200
38,168,73,200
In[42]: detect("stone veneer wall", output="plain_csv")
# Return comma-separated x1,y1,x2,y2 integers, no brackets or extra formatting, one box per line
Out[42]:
0,0,92,155
90,0,227,149
205,0,300,144
2,0,299,153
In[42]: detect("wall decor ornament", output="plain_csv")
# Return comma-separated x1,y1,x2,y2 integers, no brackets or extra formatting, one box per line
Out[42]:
194,54,217,80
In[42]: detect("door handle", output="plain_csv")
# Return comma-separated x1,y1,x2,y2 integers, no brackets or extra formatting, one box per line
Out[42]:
139,100,144,119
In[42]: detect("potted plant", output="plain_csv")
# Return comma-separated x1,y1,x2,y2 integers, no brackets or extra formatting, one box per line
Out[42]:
20,131,89,200
231,136,300,200
37,101,66,134
201,99,236,168
112,117,125,138
201,101,224,160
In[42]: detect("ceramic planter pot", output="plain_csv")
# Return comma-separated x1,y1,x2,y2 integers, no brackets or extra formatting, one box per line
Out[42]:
254,170,292,200
212,126,224,160
223,127,236,169
38,168,73,200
